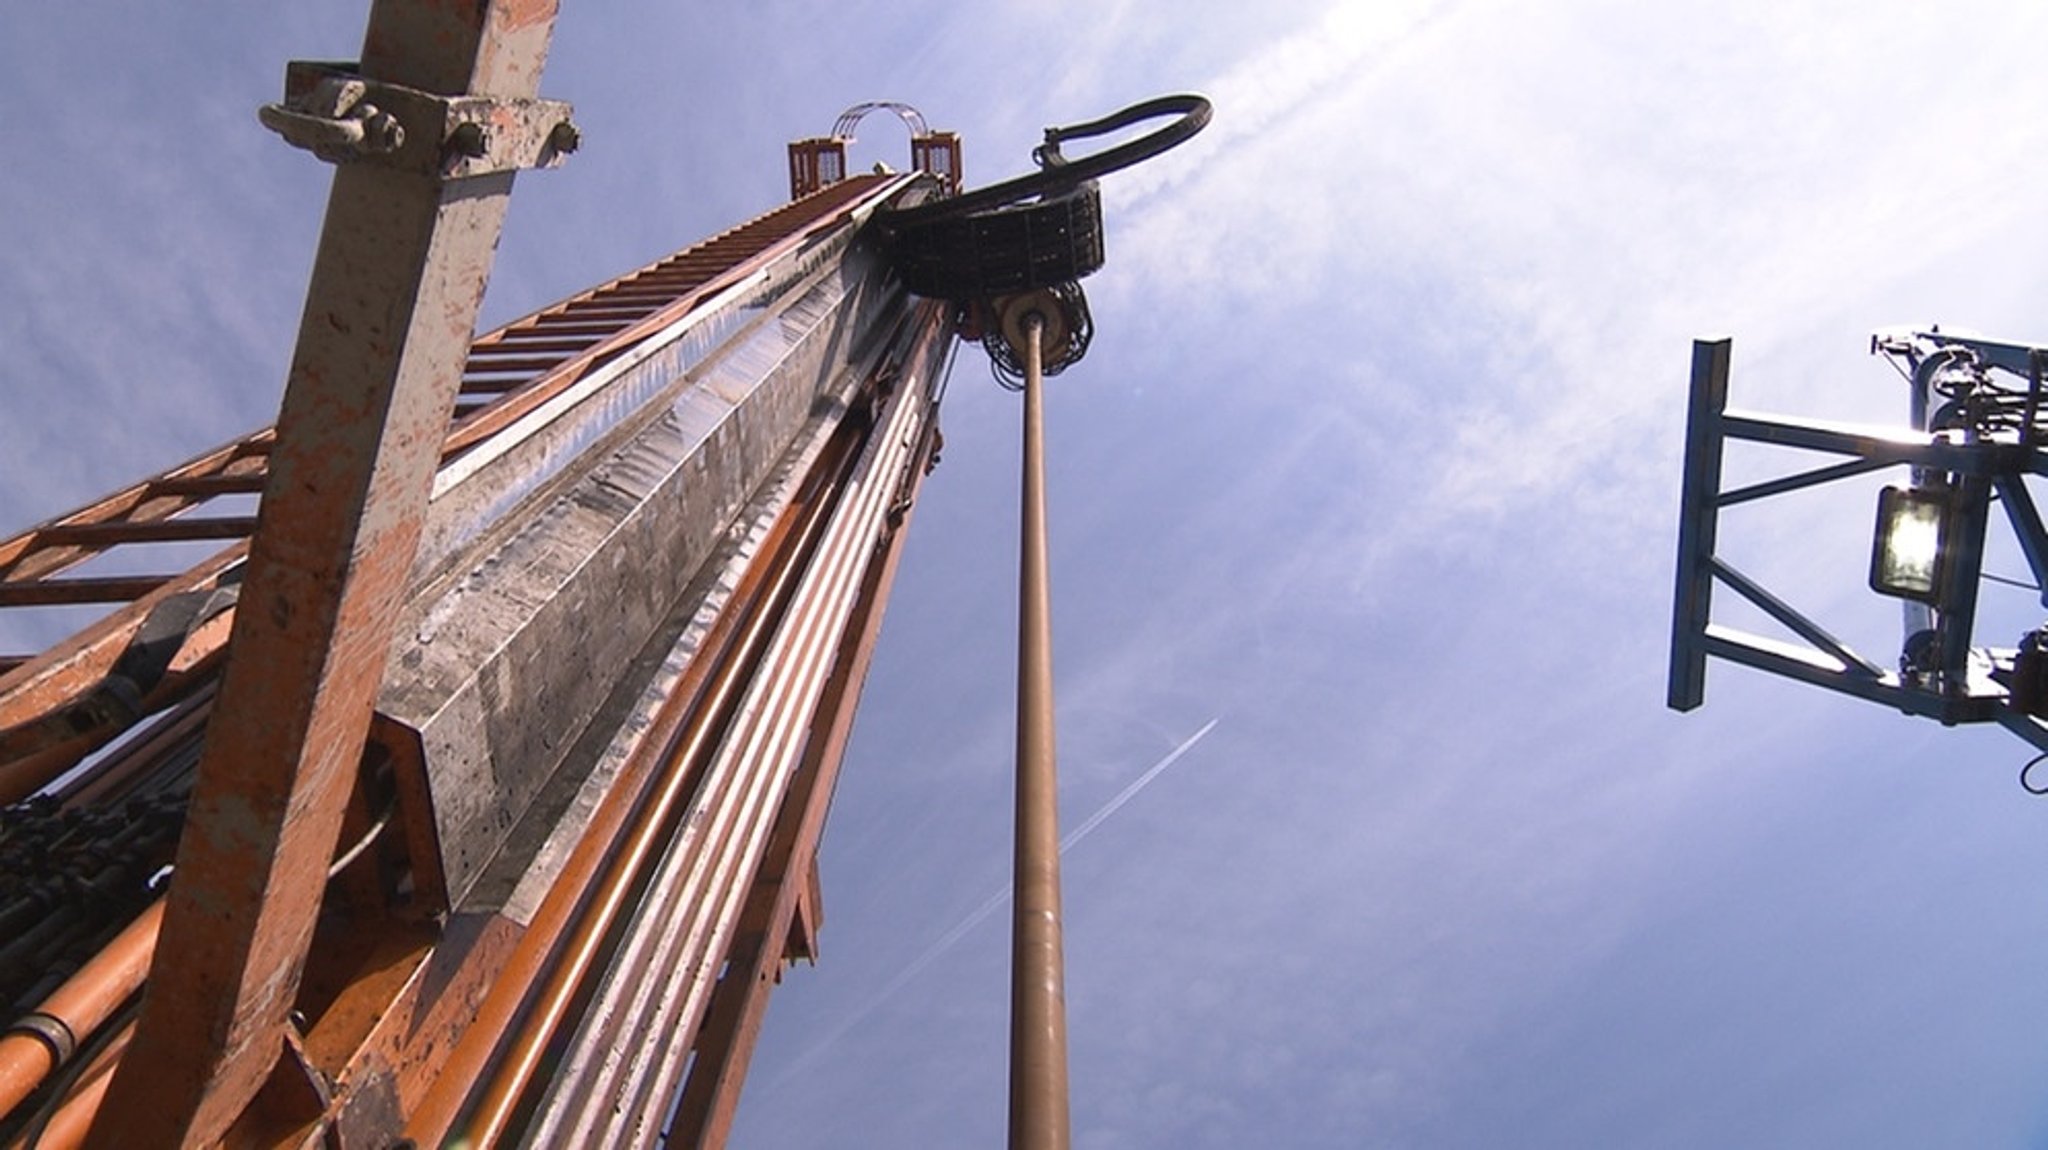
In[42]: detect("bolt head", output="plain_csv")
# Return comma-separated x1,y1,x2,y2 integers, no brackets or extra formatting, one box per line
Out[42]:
362,112,406,154
448,121,490,158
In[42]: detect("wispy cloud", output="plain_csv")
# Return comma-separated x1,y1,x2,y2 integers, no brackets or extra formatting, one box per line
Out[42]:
1085,0,2048,631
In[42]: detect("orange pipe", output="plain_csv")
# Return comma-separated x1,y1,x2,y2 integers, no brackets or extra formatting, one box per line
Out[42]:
0,901,160,1123
8,1022,131,1150
667,362,947,1145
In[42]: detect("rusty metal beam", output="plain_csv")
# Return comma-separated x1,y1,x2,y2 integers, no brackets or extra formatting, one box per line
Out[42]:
0,434,267,579
0,576,175,607
84,4,562,1145
0,555,241,806
29,518,259,547
788,851,825,963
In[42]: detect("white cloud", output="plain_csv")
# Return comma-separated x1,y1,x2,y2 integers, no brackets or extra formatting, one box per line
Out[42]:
1087,0,2048,632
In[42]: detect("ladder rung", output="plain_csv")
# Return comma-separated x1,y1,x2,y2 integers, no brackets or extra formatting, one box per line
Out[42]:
593,288,686,301
148,473,268,497
511,319,628,336
472,336,601,353
34,517,260,547
462,356,570,374
459,377,530,395
0,575,175,606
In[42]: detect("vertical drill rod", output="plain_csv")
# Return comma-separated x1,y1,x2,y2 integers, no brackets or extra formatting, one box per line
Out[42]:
1009,311,1071,1150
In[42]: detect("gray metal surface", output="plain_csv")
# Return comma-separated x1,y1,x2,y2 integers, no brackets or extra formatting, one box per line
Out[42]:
378,229,913,911
523,303,951,1148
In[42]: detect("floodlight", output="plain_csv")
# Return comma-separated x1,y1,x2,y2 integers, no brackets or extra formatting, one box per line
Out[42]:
1870,484,1953,603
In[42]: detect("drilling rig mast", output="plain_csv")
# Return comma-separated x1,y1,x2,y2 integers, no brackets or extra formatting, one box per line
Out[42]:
0,6,954,1146
0,6,1209,1146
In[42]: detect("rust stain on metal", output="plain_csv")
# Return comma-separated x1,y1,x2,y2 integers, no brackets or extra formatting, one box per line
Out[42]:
82,4,561,1145
497,0,558,32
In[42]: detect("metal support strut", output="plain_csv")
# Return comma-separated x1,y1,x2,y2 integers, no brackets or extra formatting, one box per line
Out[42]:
1009,305,1070,1150
84,4,566,1146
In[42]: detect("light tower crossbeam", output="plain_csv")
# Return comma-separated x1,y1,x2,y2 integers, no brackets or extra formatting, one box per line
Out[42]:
1669,335,2048,753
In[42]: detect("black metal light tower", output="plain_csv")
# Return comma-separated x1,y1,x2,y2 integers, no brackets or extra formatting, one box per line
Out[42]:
1670,328,2048,757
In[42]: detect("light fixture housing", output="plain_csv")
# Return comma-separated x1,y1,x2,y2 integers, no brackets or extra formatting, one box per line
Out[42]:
1870,484,1954,603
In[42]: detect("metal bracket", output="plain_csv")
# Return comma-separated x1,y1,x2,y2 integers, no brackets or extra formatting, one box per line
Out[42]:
1668,335,2048,753
5,1010,78,1069
259,61,577,178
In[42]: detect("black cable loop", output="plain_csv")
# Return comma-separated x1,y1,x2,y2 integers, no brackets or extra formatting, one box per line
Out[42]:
2021,750,2048,795
879,94,1211,229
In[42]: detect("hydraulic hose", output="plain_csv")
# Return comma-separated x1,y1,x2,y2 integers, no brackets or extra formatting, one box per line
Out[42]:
879,94,1211,228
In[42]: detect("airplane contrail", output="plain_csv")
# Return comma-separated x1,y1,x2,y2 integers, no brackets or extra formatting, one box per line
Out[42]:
764,716,1220,1089
1058,716,1218,852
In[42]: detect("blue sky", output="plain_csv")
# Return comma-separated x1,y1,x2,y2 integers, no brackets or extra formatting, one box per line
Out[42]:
9,3,2048,1148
